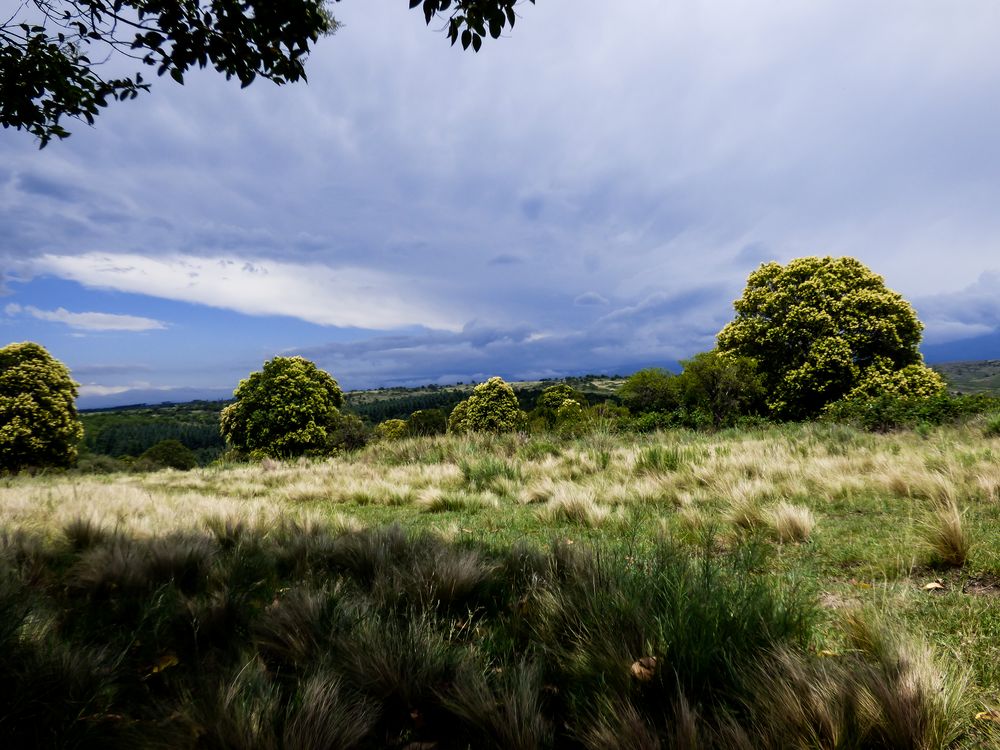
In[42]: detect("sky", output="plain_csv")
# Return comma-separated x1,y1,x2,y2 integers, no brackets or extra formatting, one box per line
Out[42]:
2,0,1000,408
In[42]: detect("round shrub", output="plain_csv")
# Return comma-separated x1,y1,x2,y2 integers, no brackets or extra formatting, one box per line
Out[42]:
139,439,198,470
406,408,448,437
220,356,344,458
375,419,408,442
449,377,525,434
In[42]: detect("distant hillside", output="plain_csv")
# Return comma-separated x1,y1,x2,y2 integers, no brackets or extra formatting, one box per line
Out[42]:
932,360,1000,395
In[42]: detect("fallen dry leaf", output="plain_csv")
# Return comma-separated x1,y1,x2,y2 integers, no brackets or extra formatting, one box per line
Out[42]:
630,656,658,682
145,653,179,677
923,581,946,591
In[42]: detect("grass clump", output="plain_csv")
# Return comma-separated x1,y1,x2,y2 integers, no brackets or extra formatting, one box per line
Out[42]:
740,610,971,749
920,500,970,568
459,457,522,493
765,501,816,543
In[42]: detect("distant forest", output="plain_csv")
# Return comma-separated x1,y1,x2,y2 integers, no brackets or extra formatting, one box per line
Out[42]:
78,376,624,464
77,363,998,466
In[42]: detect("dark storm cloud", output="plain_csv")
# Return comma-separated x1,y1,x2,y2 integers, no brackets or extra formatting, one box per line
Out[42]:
914,272,1000,344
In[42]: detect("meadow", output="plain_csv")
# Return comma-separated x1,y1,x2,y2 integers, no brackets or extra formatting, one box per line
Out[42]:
2,420,999,747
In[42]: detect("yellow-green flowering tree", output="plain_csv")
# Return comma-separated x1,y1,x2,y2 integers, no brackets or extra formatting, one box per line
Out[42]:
717,257,927,419
447,398,472,434
555,397,586,437
0,341,83,472
448,376,524,434
220,355,344,457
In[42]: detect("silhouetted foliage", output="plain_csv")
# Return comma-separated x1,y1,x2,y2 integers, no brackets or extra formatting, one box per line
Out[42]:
2,0,534,145
406,408,448,437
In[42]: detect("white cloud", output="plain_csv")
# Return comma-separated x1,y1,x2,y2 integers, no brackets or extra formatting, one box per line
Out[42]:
77,384,142,397
29,252,463,331
6,302,166,331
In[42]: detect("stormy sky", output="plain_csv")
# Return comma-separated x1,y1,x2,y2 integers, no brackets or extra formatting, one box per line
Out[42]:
2,1,999,407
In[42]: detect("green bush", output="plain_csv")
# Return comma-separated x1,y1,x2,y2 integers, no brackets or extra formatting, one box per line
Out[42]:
406,408,447,437
328,414,370,452
675,350,766,428
531,383,588,428
139,439,198,470
555,398,586,437
618,368,679,414
220,356,343,458
824,392,998,432
0,341,84,473
374,419,408,442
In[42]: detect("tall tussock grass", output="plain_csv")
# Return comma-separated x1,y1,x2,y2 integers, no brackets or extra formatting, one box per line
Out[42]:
737,610,971,749
0,520,975,748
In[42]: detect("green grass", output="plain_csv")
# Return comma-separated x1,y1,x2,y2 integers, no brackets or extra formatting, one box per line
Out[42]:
3,422,1000,746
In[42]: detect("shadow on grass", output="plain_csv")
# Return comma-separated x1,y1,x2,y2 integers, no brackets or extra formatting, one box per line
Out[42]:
0,519,978,748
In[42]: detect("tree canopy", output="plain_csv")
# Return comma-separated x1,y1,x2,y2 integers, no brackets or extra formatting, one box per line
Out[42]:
0,341,84,472
1,0,534,146
716,256,931,419
219,355,344,457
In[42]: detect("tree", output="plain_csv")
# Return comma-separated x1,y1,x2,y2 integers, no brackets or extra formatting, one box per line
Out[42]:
447,398,471,434
220,355,344,457
675,351,765,428
618,368,679,414
448,376,524,433
2,0,534,146
716,257,930,419
0,341,84,472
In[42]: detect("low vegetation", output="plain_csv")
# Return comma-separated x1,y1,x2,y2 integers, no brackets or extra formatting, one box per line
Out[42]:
2,422,999,747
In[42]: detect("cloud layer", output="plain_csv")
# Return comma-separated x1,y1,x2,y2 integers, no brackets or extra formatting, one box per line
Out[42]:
2,1,998,401
5,303,166,332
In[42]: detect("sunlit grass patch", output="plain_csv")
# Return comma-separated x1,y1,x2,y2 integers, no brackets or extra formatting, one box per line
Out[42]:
538,486,609,527
765,501,817,544
921,500,970,568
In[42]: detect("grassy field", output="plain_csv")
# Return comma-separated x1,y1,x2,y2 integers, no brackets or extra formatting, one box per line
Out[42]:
2,421,1000,747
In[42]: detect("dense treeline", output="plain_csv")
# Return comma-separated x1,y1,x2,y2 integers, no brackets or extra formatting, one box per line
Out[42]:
350,384,620,424
80,402,227,465
346,390,470,424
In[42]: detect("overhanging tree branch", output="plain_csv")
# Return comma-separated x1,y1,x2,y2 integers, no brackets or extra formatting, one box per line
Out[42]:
0,0,534,147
